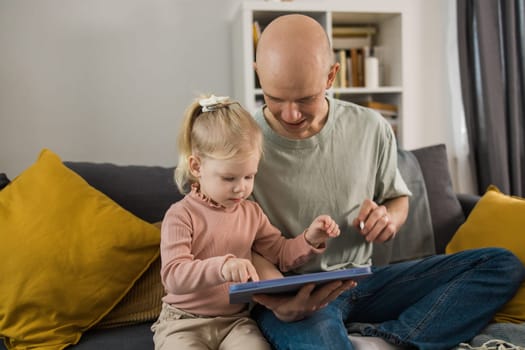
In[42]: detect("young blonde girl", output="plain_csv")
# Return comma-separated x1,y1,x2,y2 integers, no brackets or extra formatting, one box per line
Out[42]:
151,94,340,350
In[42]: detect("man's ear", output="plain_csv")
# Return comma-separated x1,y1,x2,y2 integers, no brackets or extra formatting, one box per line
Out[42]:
253,61,261,82
188,155,201,178
326,63,340,89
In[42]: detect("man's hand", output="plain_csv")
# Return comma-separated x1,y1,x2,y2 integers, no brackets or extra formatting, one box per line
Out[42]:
353,196,409,243
221,258,259,283
252,279,356,322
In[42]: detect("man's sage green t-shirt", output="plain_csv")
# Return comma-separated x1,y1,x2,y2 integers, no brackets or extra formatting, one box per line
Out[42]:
252,97,411,273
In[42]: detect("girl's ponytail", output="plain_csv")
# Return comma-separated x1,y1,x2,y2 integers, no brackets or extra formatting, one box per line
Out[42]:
174,99,202,194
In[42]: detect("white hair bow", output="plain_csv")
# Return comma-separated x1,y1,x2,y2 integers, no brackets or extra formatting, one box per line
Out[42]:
199,95,230,112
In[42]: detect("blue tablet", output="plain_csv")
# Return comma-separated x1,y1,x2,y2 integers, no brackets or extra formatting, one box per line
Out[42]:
229,266,372,304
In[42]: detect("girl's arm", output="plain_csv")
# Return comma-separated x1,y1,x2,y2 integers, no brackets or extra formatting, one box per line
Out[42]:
160,209,232,294
251,251,283,280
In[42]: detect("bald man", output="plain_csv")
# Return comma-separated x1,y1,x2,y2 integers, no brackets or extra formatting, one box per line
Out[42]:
249,14,524,350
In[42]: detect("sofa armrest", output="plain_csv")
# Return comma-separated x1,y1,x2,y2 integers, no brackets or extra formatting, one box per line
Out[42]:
457,193,481,219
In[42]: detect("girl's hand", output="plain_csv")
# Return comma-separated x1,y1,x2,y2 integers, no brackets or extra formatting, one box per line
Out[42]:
221,258,260,283
305,215,340,248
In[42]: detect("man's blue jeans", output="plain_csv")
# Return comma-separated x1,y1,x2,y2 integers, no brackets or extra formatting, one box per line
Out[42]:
252,248,524,350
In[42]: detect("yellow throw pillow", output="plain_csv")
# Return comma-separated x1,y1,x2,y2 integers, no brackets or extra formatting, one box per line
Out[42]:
446,185,525,323
0,149,161,350
96,221,164,329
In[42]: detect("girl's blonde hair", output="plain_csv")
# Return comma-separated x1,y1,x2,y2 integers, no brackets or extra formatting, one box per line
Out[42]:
174,95,263,194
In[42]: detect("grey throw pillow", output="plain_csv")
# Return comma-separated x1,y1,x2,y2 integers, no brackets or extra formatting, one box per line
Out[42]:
410,144,465,254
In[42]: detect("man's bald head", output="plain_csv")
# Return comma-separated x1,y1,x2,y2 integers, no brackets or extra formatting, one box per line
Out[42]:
255,14,333,83
253,14,337,139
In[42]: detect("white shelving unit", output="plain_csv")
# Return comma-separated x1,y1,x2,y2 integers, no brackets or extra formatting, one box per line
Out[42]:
232,1,407,145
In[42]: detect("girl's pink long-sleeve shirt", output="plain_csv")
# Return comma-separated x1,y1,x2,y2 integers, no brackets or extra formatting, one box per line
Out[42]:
160,188,324,316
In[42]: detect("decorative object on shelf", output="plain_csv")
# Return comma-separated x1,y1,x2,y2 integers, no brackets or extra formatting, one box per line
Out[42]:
365,51,379,88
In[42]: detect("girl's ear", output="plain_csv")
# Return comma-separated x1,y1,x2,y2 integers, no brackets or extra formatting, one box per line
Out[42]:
188,155,201,178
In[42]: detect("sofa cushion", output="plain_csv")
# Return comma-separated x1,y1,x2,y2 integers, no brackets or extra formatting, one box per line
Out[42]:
64,162,182,223
0,149,161,350
72,323,154,350
410,144,465,254
446,185,525,323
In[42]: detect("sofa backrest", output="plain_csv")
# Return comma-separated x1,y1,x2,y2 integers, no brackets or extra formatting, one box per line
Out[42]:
65,162,183,223
65,143,464,259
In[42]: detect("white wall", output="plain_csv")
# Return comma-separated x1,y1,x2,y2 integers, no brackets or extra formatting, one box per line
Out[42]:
0,0,456,181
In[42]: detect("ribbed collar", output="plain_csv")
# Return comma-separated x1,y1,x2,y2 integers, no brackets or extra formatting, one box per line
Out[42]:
188,183,238,213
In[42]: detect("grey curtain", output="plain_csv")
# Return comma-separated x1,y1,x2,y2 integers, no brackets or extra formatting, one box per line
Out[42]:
457,0,525,196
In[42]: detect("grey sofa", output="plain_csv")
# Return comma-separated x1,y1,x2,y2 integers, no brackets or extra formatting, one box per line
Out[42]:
0,144,480,350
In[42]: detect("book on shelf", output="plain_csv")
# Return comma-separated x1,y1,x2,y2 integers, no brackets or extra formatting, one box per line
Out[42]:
359,100,397,112
332,46,386,88
350,48,364,87
358,100,398,119
332,36,371,50
332,25,377,38
346,54,352,87
252,21,262,52
253,20,262,88
335,49,347,88
332,48,360,88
